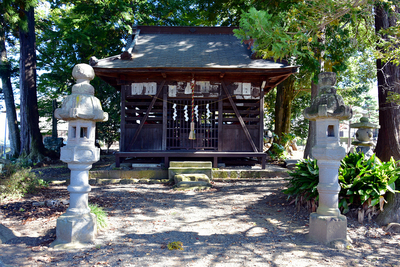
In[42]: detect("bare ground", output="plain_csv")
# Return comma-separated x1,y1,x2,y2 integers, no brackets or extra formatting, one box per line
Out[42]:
1,173,400,267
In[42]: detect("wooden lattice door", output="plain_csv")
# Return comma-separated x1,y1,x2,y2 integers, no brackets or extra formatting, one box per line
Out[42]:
167,99,218,150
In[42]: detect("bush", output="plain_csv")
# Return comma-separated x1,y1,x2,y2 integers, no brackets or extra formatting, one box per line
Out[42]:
339,153,399,214
0,163,48,202
283,159,319,211
283,153,400,216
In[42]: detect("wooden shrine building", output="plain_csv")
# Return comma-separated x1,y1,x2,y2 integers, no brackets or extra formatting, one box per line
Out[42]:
91,26,297,168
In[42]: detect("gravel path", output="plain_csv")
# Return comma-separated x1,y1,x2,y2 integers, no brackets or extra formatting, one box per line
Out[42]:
1,178,400,266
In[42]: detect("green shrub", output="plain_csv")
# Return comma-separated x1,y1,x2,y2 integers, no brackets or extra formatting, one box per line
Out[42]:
283,158,319,211
89,203,108,229
0,163,48,202
283,153,400,214
339,153,399,214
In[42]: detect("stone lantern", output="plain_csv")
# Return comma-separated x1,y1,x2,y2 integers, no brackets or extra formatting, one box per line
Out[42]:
350,115,379,159
51,63,108,248
304,72,352,244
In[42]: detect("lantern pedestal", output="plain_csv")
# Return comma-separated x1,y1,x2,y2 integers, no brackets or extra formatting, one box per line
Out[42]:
309,213,347,243
52,213,97,249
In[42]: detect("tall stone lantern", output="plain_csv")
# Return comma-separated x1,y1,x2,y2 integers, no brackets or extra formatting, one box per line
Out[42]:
52,63,108,248
304,72,352,244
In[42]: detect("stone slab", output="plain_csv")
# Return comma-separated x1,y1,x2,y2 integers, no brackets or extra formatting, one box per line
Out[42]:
168,167,212,181
174,174,210,184
174,181,212,190
308,212,347,244
169,161,212,168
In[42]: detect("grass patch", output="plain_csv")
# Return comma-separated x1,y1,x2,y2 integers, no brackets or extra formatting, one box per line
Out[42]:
89,203,108,229
0,163,48,202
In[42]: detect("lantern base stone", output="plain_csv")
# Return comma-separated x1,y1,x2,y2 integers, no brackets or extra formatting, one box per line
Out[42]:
51,212,97,249
308,212,347,244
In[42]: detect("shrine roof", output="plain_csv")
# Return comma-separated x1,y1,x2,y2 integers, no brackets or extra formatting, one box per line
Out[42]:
93,26,296,70
92,26,297,89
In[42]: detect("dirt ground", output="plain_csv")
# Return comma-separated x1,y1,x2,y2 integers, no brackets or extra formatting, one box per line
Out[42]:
0,155,400,266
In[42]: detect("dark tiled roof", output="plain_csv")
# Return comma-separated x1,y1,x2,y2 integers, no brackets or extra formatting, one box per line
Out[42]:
95,33,292,70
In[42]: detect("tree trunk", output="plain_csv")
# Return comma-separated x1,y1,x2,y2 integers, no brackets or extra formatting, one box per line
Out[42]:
274,75,295,145
376,192,400,226
303,81,318,159
0,17,20,158
19,7,45,162
374,4,400,162
375,4,400,226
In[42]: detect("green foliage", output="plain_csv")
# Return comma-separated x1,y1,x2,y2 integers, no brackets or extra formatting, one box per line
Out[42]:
339,153,400,214
167,241,184,250
89,203,108,229
268,133,295,162
284,153,400,214
0,163,48,201
283,159,319,211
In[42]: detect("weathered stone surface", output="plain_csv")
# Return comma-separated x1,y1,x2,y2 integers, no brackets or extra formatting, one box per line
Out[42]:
304,72,352,121
169,161,212,168
174,174,210,184
54,64,108,122
169,167,212,181
308,213,347,244
174,181,212,190
0,224,18,244
52,212,97,248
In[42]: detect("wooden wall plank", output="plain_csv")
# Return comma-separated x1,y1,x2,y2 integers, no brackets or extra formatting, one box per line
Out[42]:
221,81,258,152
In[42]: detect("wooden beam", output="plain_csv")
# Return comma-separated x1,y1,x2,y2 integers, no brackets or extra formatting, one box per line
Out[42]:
126,80,166,151
162,86,167,150
218,86,223,151
259,89,265,152
221,81,258,152
120,85,127,152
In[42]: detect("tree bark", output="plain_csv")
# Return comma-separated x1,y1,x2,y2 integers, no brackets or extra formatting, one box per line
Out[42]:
0,16,20,158
303,81,318,159
375,4,400,226
274,75,295,145
374,4,400,162
19,7,45,162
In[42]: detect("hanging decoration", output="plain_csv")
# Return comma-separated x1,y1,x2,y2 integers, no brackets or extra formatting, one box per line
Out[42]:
172,103,177,121
188,79,196,140
184,105,188,121
194,105,199,122
206,103,211,119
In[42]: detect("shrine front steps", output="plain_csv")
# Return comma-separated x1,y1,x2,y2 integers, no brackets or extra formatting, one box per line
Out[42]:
85,164,289,185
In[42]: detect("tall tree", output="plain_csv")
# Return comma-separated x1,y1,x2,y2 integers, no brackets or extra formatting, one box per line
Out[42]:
234,1,371,158
0,13,20,158
374,3,400,162
374,2,400,226
18,3,45,161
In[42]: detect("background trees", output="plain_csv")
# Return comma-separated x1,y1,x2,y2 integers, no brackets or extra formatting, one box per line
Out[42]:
234,1,374,158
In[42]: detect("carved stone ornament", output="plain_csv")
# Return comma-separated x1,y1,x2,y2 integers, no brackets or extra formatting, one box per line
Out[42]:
54,64,108,122
304,72,352,121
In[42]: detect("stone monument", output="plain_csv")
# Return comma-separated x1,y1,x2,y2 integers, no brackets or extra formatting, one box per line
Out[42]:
350,115,379,159
304,72,352,244
51,63,108,249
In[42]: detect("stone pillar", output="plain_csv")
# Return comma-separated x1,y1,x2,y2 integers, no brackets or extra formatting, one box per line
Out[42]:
51,64,108,249
304,72,352,244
